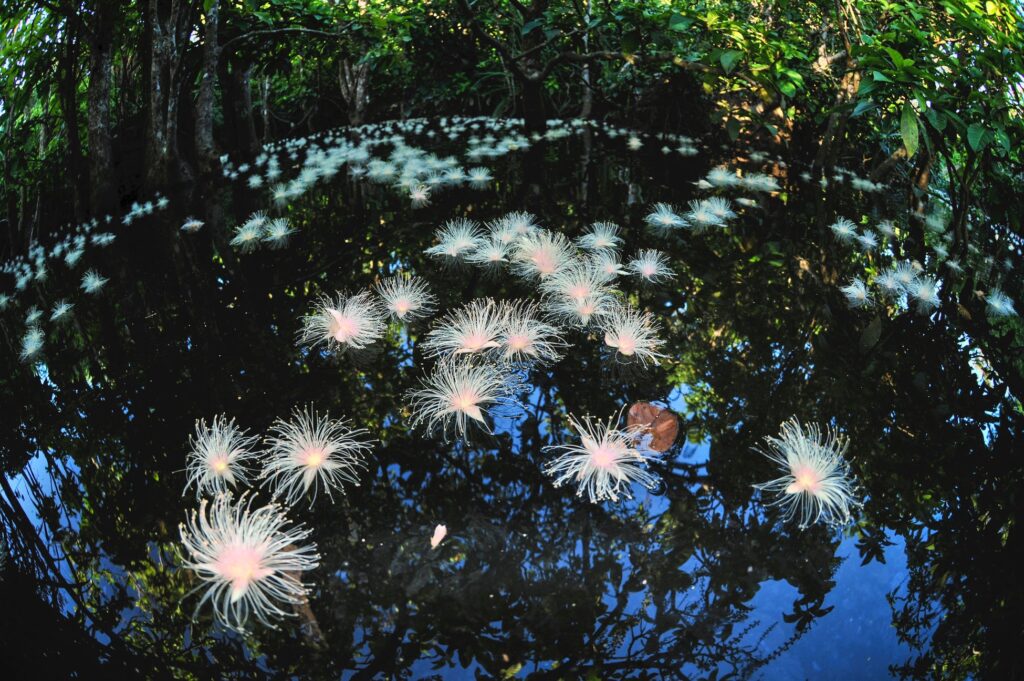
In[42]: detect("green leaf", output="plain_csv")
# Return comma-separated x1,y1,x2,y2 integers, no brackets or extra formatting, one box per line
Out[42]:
521,18,543,36
852,98,874,117
872,70,893,82
726,118,741,141
668,12,694,31
923,107,946,132
967,123,987,151
719,49,743,74
901,103,919,157
994,127,1011,153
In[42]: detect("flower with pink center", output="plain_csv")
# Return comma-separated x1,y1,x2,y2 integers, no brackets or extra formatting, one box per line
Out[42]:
178,493,319,632
512,228,574,280
543,412,661,503
424,218,485,261
184,414,261,497
753,418,859,528
601,304,666,366
421,298,507,358
261,405,374,507
407,358,519,441
627,249,675,284
496,300,565,364
375,274,437,322
297,290,387,353
577,222,623,251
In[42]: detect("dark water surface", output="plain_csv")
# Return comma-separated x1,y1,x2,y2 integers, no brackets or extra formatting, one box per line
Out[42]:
2,119,1019,679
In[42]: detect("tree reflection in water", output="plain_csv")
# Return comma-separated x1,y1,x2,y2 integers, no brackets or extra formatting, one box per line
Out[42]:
1,125,1021,679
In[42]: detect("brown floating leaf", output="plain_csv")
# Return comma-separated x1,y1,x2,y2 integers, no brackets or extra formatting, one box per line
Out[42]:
627,402,680,452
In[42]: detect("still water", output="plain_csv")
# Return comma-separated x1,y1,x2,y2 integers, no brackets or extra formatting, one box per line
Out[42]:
2,117,1017,678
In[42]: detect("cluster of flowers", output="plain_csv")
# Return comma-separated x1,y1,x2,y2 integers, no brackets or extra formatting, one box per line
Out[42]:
832,215,1017,318
178,408,373,631
228,211,296,252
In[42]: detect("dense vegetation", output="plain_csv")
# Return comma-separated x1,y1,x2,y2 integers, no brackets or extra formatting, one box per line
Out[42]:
1,1,1023,679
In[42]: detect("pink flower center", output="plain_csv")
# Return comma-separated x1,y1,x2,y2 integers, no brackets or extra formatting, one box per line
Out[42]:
507,334,531,351
532,251,556,275
300,446,327,468
394,299,411,317
329,310,359,343
569,284,591,300
210,454,230,474
461,333,492,352
614,334,636,355
214,544,272,597
788,466,822,494
591,444,619,468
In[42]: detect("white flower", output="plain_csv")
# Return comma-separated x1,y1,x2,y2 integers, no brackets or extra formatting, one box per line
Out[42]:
424,218,485,260
840,278,871,308
407,358,518,440
576,222,623,251
375,275,437,322
753,418,858,528
184,415,261,497
627,249,675,284
20,327,44,362
297,291,387,352
261,405,373,506
986,289,1017,317
829,218,858,243
496,300,565,364
262,218,295,248
909,276,940,314
543,412,661,503
81,269,108,294
178,493,320,631
644,203,687,232
421,298,506,358
512,229,574,280
600,304,666,366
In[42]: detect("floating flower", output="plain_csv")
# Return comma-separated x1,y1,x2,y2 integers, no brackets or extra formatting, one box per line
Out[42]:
497,300,565,364
409,184,431,208
261,405,373,506
375,275,437,322
184,415,261,497
644,203,687,232
262,218,295,248
577,222,623,251
407,358,517,440
686,199,725,232
909,276,940,314
421,298,506,358
627,249,675,284
829,218,858,243
543,412,661,503
20,327,44,362
512,229,574,279
986,289,1017,317
424,218,485,260
601,304,666,365
297,291,387,353
178,493,320,631
181,217,205,233
81,269,108,294
840,278,871,308
752,418,858,528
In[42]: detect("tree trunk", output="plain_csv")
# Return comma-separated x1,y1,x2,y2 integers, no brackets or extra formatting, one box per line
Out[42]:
228,63,259,155
58,26,88,222
338,58,370,126
195,0,220,175
87,2,116,215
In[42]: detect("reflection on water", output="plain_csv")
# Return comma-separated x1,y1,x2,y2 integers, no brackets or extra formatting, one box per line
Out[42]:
1,118,1021,678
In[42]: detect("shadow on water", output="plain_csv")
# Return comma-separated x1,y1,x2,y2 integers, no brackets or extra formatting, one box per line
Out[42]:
1,119,1021,679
